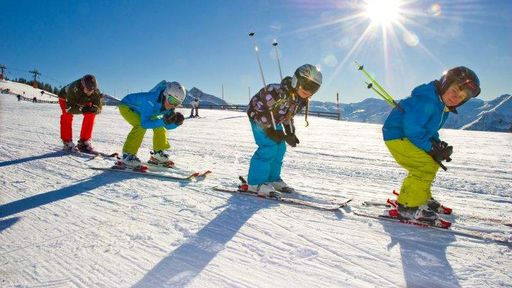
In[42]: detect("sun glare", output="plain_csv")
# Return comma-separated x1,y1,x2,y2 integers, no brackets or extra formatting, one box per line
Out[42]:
365,0,402,26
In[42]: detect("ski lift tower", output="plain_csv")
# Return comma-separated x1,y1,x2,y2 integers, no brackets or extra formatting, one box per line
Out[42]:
0,64,6,80
29,69,41,88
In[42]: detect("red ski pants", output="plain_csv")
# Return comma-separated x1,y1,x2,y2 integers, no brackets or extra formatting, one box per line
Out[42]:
59,98,96,142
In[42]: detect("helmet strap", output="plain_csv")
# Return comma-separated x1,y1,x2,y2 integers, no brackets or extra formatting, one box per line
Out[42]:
304,99,310,127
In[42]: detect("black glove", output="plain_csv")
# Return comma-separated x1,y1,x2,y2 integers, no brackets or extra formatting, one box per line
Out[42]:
429,139,453,163
81,105,98,114
164,112,185,126
264,127,285,143
283,124,299,147
284,133,300,147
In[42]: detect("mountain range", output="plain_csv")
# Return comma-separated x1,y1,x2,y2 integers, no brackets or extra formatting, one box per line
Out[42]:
175,87,511,133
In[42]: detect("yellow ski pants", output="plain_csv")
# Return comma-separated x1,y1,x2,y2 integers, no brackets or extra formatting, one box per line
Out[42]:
119,105,170,155
385,138,440,208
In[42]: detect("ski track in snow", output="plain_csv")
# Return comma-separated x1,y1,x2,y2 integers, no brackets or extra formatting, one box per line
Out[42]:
1,94,511,287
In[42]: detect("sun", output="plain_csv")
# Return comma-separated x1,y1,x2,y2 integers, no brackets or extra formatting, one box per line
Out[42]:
364,0,402,27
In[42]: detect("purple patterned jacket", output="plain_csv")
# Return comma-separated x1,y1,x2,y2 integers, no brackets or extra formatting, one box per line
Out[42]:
247,78,307,129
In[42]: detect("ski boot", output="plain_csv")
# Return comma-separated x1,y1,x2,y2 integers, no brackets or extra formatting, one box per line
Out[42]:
271,180,295,193
76,140,96,154
247,183,281,198
392,190,452,215
115,153,147,171
390,204,451,228
148,150,175,168
427,198,453,215
63,141,76,152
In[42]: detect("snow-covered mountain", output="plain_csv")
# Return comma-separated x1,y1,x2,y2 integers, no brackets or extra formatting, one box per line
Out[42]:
308,95,512,132
186,87,229,106
459,94,512,132
1,93,511,287
101,93,121,106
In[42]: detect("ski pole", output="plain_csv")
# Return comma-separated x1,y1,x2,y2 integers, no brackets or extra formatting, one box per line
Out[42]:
354,61,404,112
272,39,283,82
249,32,267,90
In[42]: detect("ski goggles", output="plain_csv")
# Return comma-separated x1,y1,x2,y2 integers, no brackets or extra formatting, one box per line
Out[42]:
300,80,320,95
459,79,480,98
166,95,181,106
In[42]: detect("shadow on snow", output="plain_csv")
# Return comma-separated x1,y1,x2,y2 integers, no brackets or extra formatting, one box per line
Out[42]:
0,172,136,219
0,151,65,168
0,217,21,233
133,195,271,288
382,221,459,287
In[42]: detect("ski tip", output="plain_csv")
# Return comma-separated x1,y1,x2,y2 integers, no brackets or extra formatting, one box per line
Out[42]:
191,172,200,177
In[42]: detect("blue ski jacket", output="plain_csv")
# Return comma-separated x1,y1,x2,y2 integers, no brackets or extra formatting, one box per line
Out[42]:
120,89,178,130
382,81,449,152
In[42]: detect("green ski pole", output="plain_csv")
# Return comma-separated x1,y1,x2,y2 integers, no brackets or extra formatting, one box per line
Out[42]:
354,61,404,112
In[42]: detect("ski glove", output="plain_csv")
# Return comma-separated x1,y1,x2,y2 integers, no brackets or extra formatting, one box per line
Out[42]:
264,127,285,143
283,123,299,147
284,134,300,147
429,139,453,163
164,112,185,126
81,105,99,114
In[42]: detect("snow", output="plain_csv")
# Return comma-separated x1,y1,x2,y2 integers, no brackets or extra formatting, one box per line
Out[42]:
1,92,511,287
0,80,58,101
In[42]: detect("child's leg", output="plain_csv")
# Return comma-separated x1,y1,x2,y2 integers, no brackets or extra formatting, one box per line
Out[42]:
80,113,96,141
119,105,146,155
268,133,286,182
248,121,281,185
385,138,440,207
59,98,73,142
152,127,170,151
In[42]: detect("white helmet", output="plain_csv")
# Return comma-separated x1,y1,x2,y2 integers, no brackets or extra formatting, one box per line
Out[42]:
163,81,186,105
291,64,322,94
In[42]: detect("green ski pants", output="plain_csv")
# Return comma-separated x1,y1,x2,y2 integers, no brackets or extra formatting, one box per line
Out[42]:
385,138,440,208
119,105,170,155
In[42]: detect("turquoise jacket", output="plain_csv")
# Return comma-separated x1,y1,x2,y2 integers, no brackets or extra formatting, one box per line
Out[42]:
382,81,449,152
120,90,178,130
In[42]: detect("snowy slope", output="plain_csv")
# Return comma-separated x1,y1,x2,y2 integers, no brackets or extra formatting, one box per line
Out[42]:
0,93,511,288
0,80,58,101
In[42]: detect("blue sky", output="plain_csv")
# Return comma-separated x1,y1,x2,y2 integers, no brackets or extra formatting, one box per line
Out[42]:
1,0,511,104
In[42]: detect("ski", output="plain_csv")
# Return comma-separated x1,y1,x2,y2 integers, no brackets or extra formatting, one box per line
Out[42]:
145,163,212,179
87,151,120,160
57,147,119,160
89,166,208,181
212,186,352,211
362,200,512,227
143,162,213,177
351,210,511,247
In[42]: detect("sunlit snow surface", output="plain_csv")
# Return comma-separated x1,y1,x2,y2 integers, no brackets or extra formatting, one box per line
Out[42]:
1,94,511,287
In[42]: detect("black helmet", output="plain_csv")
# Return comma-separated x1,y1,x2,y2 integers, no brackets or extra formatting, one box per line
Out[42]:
438,66,480,98
81,74,98,91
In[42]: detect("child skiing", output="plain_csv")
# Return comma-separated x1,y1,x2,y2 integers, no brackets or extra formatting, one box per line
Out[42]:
246,64,322,196
382,66,481,222
118,81,186,168
58,74,102,153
